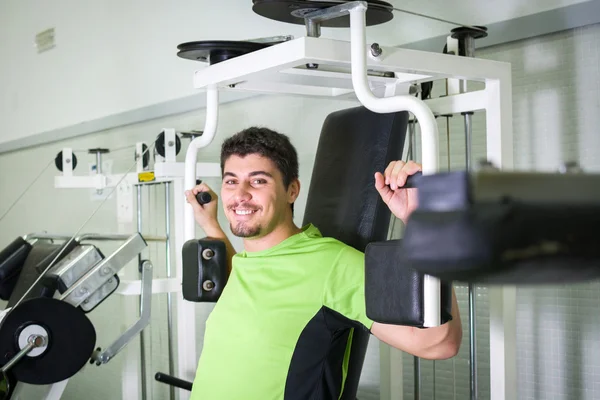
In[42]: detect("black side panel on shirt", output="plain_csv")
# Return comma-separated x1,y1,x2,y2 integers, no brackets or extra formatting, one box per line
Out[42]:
284,307,366,400
301,106,408,399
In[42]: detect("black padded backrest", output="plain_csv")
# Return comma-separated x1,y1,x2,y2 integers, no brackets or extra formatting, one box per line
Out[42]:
302,106,408,399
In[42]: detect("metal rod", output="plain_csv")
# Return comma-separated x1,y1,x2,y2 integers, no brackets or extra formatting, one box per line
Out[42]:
137,185,148,400
464,114,473,171
305,18,321,38
1,339,37,373
408,120,415,159
469,283,478,400
414,356,421,400
165,182,175,400
461,31,478,400
317,0,486,33
23,233,167,243
77,233,168,242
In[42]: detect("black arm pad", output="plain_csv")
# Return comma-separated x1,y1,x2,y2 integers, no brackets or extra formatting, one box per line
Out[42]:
182,239,227,302
0,237,32,300
365,240,453,327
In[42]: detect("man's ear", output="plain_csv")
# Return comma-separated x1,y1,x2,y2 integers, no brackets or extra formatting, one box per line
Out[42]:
287,179,301,204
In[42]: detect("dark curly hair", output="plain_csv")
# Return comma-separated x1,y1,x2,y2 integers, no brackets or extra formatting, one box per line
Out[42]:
220,127,299,209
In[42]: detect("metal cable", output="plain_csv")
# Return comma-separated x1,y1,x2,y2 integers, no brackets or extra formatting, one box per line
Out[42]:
0,158,55,225
315,0,486,33
11,142,154,311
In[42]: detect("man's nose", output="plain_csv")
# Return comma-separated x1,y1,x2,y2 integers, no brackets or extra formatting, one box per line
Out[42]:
234,183,252,203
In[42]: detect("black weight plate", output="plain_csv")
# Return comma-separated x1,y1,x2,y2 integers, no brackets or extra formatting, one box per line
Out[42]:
177,40,274,64
252,0,394,27
0,297,96,385
451,26,488,40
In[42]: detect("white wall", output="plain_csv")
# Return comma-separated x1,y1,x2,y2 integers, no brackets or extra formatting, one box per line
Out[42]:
0,0,591,145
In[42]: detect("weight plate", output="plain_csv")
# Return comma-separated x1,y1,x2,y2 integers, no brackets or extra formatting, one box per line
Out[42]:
177,40,275,64
0,297,96,385
450,26,488,40
252,0,394,27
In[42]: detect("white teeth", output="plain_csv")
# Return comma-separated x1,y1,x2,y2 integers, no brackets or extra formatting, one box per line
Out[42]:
235,209,255,215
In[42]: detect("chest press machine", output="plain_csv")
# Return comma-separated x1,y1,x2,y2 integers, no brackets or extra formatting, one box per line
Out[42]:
176,1,600,400
0,1,599,400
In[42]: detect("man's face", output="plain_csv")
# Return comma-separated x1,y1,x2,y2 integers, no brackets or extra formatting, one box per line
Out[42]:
221,154,298,239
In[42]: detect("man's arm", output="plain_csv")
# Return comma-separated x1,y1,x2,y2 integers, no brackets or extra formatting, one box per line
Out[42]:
370,289,462,360
185,183,236,276
372,159,463,359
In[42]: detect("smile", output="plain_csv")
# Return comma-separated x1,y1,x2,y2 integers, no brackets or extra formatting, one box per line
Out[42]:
234,209,258,215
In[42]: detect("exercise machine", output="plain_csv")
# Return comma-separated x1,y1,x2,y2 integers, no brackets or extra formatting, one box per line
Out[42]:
176,1,599,400
2,1,598,399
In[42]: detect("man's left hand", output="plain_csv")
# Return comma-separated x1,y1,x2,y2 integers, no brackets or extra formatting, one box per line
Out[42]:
374,160,421,224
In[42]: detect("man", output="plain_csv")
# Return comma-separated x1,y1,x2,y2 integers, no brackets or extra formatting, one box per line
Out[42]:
184,127,462,399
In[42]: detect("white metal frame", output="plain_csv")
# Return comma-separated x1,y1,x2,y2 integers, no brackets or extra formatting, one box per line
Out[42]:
49,135,222,400
184,1,515,400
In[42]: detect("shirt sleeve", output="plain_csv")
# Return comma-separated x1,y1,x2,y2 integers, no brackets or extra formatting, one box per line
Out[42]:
322,245,374,330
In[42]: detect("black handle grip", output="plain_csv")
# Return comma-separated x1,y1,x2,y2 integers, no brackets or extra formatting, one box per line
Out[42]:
402,171,423,188
155,372,193,391
195,191,212,205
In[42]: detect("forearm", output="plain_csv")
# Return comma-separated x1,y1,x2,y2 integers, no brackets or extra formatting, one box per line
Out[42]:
202,222,236,276
372,288,462,360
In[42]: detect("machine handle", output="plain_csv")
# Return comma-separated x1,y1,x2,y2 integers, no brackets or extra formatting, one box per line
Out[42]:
195,192,212,205
399,171,422,189
155,372,193,391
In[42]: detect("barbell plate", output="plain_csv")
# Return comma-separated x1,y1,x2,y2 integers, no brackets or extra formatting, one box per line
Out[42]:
251,0,394,28
0,297,96,385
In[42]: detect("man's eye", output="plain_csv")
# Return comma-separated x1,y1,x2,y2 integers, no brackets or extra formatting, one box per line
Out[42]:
224,180,236,185
253,179,267,184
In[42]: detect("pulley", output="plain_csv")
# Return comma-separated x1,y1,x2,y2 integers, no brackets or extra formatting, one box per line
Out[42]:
0,297,96,386
54,151,78,172
135,143,150,169
155,131,182,158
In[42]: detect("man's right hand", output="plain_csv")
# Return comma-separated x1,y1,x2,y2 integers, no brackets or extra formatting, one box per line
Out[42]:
185,183,221,235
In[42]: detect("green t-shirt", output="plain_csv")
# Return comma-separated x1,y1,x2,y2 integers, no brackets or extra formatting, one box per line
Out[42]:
190,224,374,400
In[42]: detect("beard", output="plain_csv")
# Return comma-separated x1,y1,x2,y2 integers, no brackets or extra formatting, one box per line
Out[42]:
230,221,262,238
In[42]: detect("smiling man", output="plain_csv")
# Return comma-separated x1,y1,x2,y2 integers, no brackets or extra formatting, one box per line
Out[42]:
184,127,462,400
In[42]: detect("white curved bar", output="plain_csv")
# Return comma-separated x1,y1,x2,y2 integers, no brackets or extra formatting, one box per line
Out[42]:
349,4,441,327
184,86,219,241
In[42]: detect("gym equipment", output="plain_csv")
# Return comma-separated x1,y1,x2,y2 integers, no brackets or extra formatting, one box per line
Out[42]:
155,131,181,158
154,372,193,391
400,168,600,284
302,106,408,399
182,239,227,302
0,238,31,301
195,191,212,205
364,240,454,326
49,128,222,400
178,40,279,64
252,0,394,29
180,1,514,398
0,232,155,399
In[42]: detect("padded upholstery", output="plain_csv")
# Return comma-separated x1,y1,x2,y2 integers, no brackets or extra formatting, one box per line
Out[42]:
7,240,78,308
302,106,408,399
